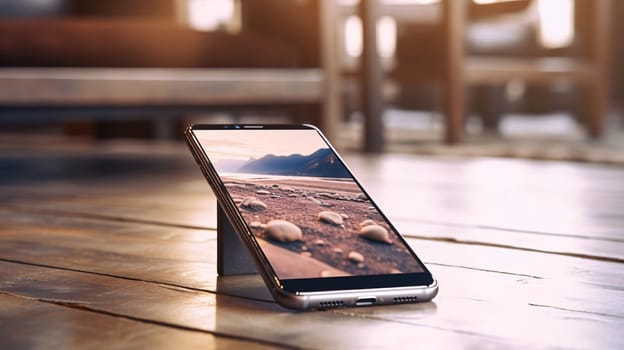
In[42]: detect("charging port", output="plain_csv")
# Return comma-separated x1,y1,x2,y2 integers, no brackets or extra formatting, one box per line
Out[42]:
355,297,377,306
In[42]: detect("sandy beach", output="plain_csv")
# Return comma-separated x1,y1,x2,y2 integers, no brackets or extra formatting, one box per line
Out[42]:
223,175,424,279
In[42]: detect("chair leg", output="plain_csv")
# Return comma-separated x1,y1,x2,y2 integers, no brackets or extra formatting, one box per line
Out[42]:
443,79,466,144
477,85,505,132
586,80,608,138
586,0,611,138
442,0,468,144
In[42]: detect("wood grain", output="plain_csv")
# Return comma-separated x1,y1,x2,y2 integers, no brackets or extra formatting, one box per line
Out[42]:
0,261,530,349
2,208,623,290
0,68,322,106
0,293,278,350
5,151,623,261
1,208,622,349
1,141,622,348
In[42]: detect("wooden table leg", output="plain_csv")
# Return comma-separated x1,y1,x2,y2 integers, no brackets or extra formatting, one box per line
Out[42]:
359,0,385,152
587,0,611,138
442,0,468,144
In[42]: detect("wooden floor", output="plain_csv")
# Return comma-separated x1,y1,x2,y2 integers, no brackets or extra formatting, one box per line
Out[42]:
1,139,623,349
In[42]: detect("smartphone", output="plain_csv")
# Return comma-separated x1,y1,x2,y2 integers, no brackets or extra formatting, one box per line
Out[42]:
185,124,438,310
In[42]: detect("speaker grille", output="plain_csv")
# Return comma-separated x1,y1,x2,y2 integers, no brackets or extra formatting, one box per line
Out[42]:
318,300,345,308
393,296,418,303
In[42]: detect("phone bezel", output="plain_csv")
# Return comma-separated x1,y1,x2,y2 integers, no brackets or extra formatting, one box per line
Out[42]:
186,124,435,295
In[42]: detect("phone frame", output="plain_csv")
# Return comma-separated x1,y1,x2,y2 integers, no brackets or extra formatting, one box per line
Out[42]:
185,124,438,310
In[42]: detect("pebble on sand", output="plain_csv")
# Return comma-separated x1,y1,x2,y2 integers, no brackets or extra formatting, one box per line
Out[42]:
347,251,365,263
359,224,392,244
256,189,270,195
318,211,344,225
241,196,267,210
249,199,267,210
264,220,302,242
241,196,255,206
314,239,326,246
249,221,263,229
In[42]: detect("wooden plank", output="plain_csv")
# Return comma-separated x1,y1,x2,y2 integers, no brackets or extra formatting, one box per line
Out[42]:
401,221,624,263
1,256,622,349
2,207,623,286
0,209,220,291
4,191,219,231
2,179,623,346
2,147,623,260
441,0,468,143
0,261,533,349
5,151,624,262
0,143,219,229
359,0,385,152
0,68,322,106
410,237,624,290
1,209,622,317
465,57,594,84
3,138,624,348
0,293,278,350
0,202,624,288
346,155,624,238
8,149,624,237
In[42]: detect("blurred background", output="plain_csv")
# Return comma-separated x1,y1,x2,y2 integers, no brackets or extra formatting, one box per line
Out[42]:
0,0,622,162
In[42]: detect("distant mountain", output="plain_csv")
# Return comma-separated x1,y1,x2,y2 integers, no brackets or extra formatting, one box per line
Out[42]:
237,148,350,178
212,158,249,173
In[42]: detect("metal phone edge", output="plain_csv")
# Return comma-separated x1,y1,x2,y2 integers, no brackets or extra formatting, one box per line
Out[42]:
184,127,285,293
273,278,438,310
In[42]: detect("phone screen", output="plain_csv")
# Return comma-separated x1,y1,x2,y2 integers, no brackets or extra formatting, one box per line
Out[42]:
194,127,426,283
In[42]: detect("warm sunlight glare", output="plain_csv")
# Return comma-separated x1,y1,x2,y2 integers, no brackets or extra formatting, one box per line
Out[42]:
537,0,574,49
187,0,234,31
473,0,517,4
377,16,397,58
345,15,396,58
345,15,363,57
341,0,440,4
384,0,439,4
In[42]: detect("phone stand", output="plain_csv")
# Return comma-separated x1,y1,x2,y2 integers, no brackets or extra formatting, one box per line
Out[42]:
217,204,258,276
